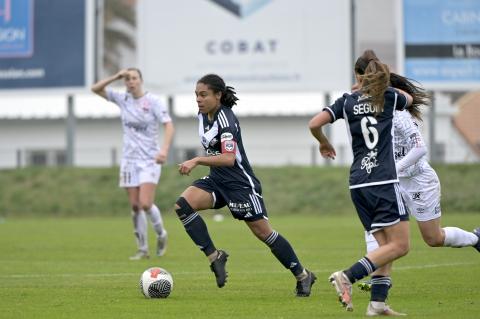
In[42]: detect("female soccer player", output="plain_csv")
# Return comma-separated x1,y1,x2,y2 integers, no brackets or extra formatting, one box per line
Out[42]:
91,68,174,260
308,54,413,315
175,73,315,296
356,50,480,305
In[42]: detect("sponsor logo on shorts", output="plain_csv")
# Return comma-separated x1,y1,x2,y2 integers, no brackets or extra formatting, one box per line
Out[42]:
412,192,421,201
228,201,253,214
434,204,441,215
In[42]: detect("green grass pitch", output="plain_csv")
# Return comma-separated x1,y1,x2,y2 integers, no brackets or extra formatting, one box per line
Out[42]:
1,213,479,318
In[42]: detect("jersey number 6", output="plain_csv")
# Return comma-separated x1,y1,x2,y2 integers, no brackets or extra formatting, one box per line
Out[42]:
361,116,379,150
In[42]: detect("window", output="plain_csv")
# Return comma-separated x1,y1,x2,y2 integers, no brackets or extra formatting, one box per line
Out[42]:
25,149,67,166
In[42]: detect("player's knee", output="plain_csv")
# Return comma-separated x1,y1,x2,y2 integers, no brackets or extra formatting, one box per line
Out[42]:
131,204,140,213
395,241,410,257
423,234,443,247
140,203,152,212
175,197,195,219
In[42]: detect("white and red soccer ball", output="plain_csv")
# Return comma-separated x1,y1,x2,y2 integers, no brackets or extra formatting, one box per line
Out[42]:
140,267,173,298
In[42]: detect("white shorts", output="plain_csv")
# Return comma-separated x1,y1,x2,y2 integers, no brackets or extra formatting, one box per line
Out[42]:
119,160,161,188
365,231,379,253
399,166,441,222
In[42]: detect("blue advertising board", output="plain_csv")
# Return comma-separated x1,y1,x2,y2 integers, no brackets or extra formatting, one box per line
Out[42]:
402,0,480,90
0,0,92,90
0,0,33,57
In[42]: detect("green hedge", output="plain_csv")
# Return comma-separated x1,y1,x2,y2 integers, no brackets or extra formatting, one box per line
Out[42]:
0,164,478,217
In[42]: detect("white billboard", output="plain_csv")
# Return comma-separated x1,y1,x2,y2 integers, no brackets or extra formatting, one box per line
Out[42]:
138,0,351,93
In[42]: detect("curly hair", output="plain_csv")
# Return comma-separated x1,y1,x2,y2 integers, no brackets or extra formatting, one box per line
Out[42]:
197,74,239,108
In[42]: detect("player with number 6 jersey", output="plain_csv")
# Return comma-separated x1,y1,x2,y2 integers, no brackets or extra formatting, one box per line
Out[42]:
309,52,413,315
324,87,408,189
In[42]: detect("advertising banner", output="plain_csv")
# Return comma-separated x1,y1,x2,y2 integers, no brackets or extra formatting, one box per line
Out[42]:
0,0,93,91
138,0,352,93
400,0,480,90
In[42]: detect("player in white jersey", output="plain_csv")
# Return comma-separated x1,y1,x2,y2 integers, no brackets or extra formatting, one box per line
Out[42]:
91,68,174,260
365,109,480,251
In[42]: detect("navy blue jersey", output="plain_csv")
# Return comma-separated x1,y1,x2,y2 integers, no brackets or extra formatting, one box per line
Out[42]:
198,106,261,190
324,87,408,189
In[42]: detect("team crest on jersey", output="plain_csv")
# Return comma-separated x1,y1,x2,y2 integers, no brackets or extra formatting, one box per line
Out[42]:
139,100,150,113
360,149,379,174
224,141,235,152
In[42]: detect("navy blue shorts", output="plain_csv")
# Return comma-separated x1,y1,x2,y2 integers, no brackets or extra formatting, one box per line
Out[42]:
192,176,268,222
350,182,409,233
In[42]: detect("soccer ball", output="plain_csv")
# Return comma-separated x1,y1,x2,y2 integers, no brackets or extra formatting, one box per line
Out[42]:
139,267,173,298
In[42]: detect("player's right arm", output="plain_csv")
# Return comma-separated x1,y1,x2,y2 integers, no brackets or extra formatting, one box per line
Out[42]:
308,111,336,159
91,69,129,99
308,95,347,160
178,153,236,176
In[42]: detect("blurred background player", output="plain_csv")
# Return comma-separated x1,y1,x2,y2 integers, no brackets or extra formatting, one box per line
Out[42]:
355,50,480,297
175,73,316,296
91,68,174,260
309,55,413,315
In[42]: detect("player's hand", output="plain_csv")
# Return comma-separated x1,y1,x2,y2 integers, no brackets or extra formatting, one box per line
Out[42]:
351,82,361,92
155,150,168,164
178,159,197,175
115,69,129,80
320,143,336,160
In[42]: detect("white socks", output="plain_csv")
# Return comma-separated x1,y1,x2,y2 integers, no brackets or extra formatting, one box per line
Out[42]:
146,204,166,237
132,210,148,252
443,227,479,247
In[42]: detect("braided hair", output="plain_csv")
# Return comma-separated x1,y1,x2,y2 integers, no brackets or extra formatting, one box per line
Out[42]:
197,74,239,108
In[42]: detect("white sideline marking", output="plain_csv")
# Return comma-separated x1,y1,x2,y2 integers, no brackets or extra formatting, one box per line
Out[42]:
1,261,478,279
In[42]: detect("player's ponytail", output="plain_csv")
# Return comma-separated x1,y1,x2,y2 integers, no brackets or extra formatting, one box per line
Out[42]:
355,49,430,120
221,86,239,108
197,74,239,108
360,60,390,116
354,50,390,115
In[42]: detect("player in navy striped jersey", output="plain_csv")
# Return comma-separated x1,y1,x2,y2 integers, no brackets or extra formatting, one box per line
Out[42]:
175,74,315,296
309,54,413,314
356,50,480,306
92,68,174,260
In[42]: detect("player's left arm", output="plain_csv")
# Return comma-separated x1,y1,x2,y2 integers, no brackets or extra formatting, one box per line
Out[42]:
154,99,175,164
155,121,175,164
396,114,427,173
